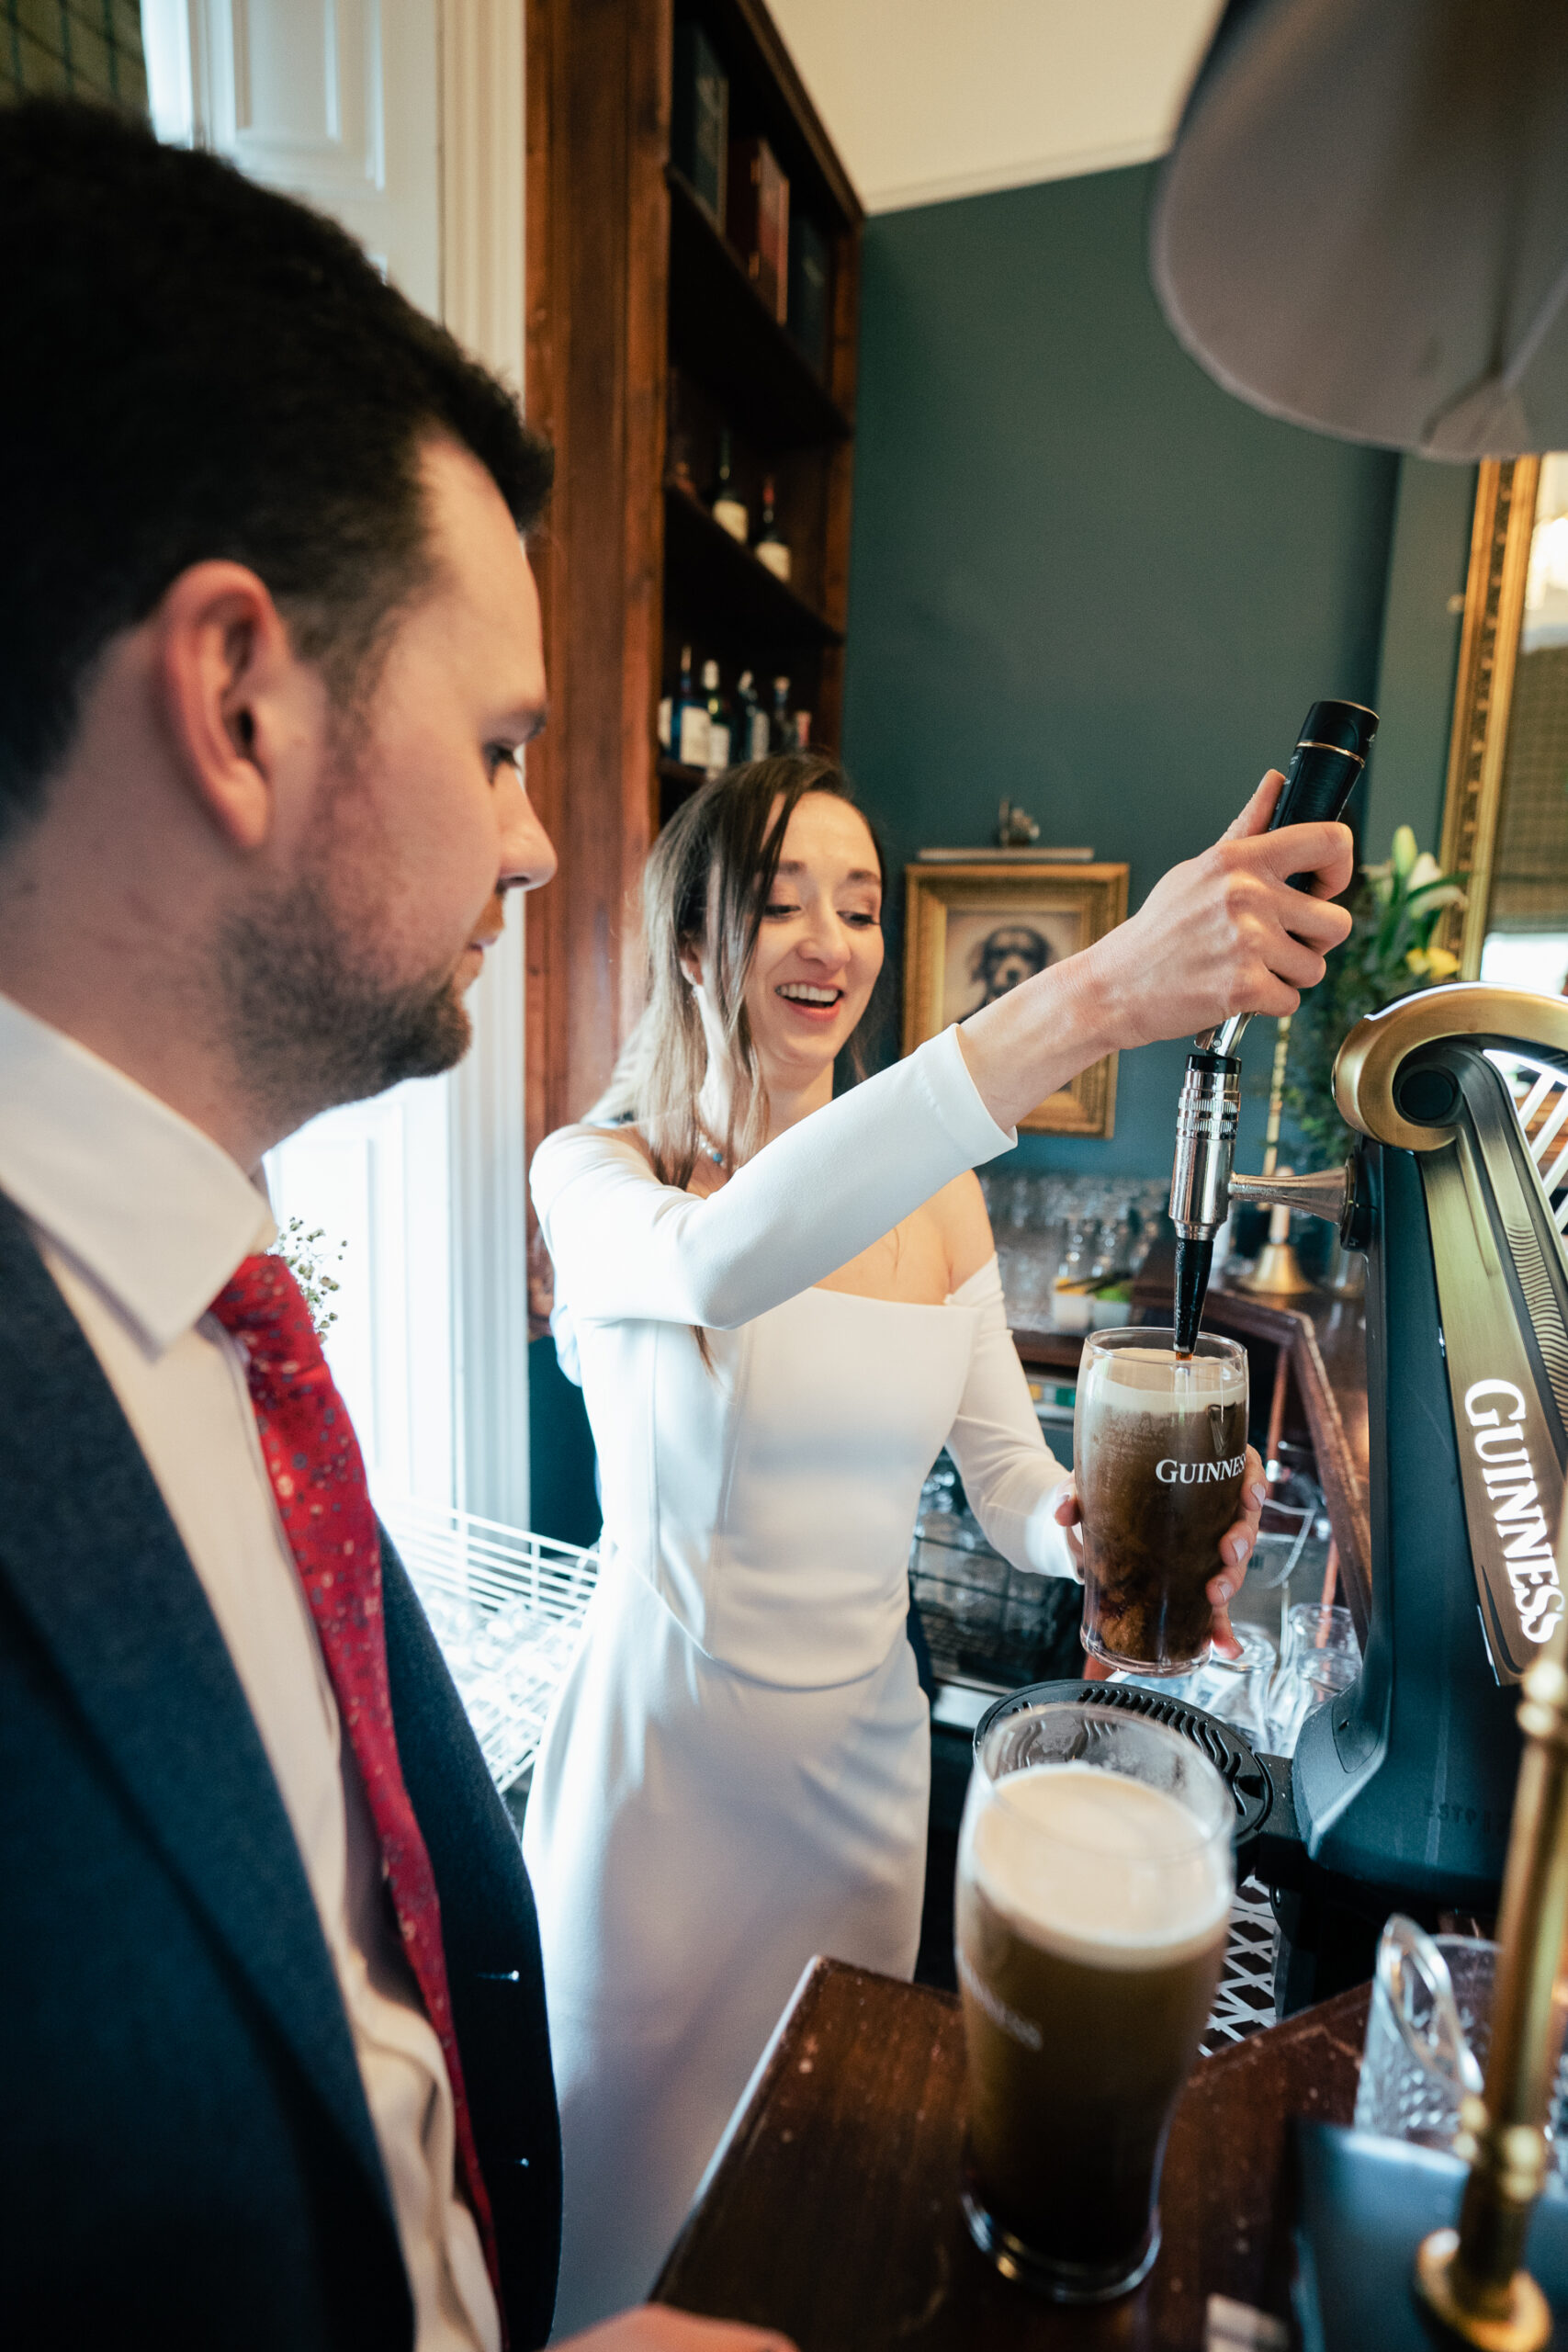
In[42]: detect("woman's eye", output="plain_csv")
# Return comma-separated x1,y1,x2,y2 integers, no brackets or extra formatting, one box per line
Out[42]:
486,743,521,781
762,900,799,919
843,910,881,929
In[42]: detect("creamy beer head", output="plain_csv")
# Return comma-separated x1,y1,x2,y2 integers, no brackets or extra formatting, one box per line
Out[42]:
968,1762,1233,1971
1075,1329,1249,1675
1095,1343,1245,1400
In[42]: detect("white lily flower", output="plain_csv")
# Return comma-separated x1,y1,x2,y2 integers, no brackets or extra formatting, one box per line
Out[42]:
1407,879,1467,914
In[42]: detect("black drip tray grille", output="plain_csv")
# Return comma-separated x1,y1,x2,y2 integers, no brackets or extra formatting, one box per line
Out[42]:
972,1677,1274,1853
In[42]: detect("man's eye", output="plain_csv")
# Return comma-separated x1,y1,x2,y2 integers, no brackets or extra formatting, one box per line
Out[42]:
486,743,522,780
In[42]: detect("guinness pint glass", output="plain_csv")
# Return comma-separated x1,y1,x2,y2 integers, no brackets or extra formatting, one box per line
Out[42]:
956,1700,1234,2300
1075,1328,1248,1674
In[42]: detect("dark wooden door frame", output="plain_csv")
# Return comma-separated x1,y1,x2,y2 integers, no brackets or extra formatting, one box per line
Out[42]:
525,0,671,1203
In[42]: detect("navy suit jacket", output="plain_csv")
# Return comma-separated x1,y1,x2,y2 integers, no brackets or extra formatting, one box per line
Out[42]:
0,1190,561,2347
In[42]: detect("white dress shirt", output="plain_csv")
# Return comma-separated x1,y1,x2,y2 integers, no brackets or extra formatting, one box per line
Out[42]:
0,993,499,2352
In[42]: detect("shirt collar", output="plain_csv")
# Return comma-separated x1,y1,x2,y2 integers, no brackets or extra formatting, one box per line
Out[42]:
0,993,276,1357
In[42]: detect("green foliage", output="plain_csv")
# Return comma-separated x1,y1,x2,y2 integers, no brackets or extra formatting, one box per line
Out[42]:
271,1216,346,1336
1282,826,1466,1170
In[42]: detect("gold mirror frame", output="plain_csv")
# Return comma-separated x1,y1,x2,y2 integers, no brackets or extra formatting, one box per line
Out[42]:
1438,456,1543,974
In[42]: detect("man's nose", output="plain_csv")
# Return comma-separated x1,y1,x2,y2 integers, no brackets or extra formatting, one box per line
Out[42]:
498,766,557,893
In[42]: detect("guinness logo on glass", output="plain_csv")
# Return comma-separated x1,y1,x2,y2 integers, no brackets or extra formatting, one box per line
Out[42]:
1155,1455,1247,1485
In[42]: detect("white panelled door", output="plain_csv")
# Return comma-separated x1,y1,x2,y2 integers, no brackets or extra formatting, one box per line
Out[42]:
141,0,528,1522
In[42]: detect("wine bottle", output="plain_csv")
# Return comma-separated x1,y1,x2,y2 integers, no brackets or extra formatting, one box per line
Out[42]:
674,644,709,769
754,477,791,582
771,675,792,753
710,428,749,544
702,660,731,777
736,670,769,761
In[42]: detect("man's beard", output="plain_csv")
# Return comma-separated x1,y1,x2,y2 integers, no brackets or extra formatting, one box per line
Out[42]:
218,867,475,1133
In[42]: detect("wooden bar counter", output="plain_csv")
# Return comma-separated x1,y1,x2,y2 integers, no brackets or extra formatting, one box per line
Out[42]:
655,1958,1371,2350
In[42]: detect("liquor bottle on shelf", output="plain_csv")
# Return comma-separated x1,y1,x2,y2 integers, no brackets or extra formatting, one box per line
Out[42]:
771,675,792,753
736,671,769,761
787,212,831,379
671,22,728,229
709,428,748,544
728,136,789,324
754,478,791,582
702,661,731,777
674,645,708,769
793,707,813,750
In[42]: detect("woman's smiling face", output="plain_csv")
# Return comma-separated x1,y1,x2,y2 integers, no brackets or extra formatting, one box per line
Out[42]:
741,791,885,1095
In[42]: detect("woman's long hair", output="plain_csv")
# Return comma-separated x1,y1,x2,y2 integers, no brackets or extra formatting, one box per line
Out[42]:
601,752,886,1188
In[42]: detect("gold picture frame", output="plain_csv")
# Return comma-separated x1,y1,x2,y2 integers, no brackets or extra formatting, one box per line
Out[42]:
902,861,1130,1136
1436,456,1541,975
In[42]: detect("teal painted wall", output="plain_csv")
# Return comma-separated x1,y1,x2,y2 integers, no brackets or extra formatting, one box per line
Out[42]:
842,163,1402,1176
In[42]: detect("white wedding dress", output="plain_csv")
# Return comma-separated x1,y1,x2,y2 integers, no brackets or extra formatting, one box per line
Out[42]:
525,1031,1075,2333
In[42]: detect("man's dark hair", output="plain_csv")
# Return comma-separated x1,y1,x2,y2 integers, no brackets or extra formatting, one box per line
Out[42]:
0,99,554,842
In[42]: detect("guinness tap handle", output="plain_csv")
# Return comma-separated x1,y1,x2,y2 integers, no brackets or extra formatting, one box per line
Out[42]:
1266,697,1380,870
1171,697,1377,1357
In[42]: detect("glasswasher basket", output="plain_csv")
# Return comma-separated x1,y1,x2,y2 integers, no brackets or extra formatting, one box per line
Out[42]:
909,1457,1082,1692
378,1495,600,1793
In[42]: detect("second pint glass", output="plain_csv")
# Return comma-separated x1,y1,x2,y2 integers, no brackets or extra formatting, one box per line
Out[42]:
1075,1328,1249,1675
956,1699,1234,2299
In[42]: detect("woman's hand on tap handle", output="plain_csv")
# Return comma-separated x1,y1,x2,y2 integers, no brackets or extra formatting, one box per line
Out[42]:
956,771,1354,1135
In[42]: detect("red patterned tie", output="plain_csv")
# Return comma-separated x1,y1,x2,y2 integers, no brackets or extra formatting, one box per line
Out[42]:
210,1253,504,2330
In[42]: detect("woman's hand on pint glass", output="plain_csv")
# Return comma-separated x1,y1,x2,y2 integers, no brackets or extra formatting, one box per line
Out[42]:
558,2310,797,2352
1051,1446,1268,1670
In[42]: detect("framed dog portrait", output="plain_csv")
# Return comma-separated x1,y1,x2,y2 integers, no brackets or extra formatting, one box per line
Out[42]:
902,861,1130,1135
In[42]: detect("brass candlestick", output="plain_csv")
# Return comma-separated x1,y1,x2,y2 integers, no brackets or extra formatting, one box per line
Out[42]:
1414,1607,1568,2349
1243,1016,1314,1296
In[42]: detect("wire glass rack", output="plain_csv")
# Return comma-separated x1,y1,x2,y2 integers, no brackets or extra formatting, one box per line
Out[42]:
378,1495,600,1793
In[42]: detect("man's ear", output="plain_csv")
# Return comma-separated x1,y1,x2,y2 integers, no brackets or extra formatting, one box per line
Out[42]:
151,561,309,854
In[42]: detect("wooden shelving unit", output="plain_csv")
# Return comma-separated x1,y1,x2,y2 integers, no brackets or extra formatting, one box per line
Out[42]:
660,5,862,824
663,485,845,653
525,0,863,1164
666,170,852,450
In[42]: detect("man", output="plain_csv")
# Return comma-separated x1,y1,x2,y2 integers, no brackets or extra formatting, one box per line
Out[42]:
0,99,790,2352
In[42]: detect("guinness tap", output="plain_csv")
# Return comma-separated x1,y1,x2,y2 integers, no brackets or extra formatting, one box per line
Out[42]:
1169,699,1379,1357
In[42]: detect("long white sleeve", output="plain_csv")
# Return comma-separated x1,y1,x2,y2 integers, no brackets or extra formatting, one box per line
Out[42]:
943,1259,1077,1580
531,1027,1014,1330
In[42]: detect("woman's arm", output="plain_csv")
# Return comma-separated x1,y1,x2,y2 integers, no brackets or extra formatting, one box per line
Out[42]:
941,1261,1077,1578
533,1025,1010,1329
535,778,1354,1329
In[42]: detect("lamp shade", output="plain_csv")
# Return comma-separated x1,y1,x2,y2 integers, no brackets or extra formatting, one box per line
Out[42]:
1150,0,1568,459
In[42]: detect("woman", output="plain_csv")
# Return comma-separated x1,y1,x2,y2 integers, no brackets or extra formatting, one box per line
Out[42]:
527,754,1344,2328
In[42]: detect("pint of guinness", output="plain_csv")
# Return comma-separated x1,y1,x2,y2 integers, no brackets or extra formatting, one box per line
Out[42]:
956,1701,1234,2300
1075,1328,1249,1674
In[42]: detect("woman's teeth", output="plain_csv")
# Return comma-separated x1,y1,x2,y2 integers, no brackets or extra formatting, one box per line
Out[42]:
777,983,840,1005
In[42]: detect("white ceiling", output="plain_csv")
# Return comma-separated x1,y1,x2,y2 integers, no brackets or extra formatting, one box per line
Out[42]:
768,0,1227,215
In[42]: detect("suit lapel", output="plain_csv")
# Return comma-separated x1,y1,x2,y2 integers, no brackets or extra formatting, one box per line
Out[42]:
0,1191,391,2219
